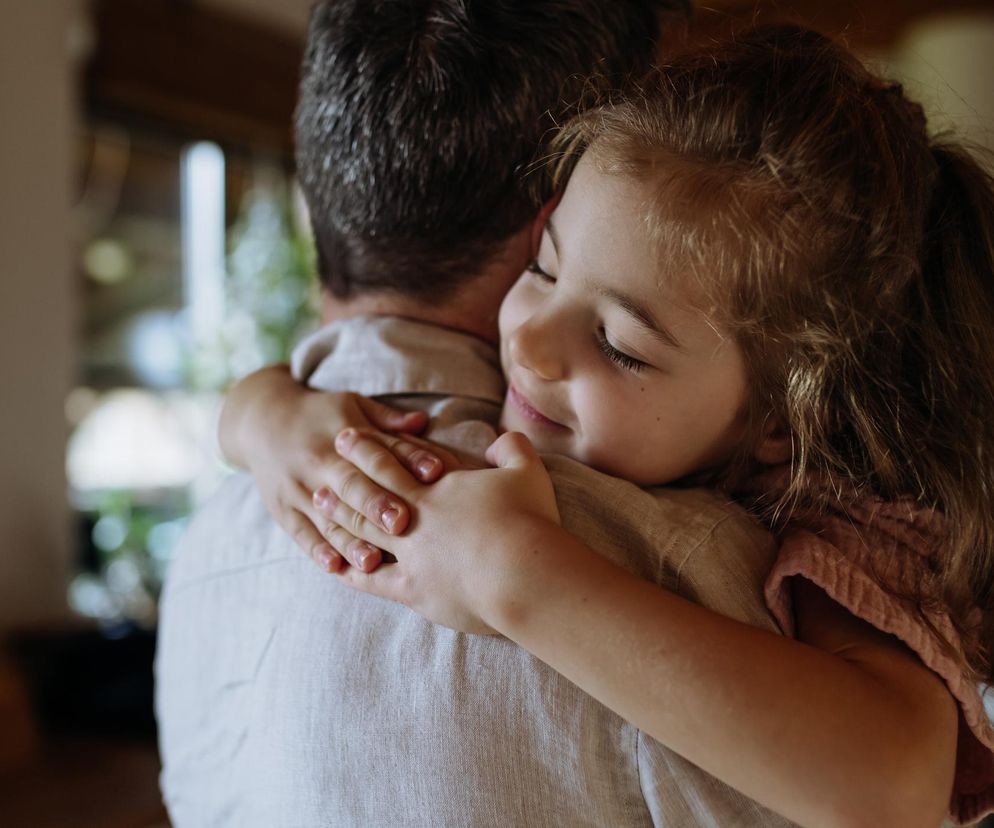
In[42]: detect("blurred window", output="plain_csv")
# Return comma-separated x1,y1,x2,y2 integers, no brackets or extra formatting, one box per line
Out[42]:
68,122,318,627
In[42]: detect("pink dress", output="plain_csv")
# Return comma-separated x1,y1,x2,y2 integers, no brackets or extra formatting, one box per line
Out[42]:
754,471,994,824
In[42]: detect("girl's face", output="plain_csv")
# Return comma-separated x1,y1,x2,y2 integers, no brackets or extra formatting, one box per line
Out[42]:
498,154,750,486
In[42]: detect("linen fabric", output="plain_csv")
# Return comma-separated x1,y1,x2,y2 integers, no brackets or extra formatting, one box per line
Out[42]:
156,315,795,827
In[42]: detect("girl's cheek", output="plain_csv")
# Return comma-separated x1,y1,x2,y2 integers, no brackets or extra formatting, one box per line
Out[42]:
497,301,515,344
592,377,638,440
498,288,537,348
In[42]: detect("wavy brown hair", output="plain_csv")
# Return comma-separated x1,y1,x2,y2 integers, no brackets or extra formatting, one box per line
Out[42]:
550,25,994,682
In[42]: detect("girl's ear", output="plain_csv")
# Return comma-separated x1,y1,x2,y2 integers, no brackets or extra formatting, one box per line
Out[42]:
752,417,793,466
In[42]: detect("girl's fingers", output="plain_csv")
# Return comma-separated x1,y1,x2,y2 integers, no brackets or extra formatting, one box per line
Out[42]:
337,427,444,485
292,483,347,573
327,431,428,534
335,560,409,605
312,541,346,574
373,437,446,483
355,395,428,435
283,505,345,573
314,487,394,563
323,523,384,573
484,431,540,469
385,433,464,478
403,434,469,476
316,444,413,535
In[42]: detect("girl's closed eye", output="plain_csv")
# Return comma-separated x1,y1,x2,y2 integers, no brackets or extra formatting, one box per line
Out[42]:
596,328,646,374
526,259,556,283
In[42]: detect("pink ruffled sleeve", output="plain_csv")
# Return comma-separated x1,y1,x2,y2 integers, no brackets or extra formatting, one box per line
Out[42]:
765,509,994,825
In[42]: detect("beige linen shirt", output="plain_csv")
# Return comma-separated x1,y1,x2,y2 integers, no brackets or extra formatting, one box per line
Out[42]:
156,316,796,827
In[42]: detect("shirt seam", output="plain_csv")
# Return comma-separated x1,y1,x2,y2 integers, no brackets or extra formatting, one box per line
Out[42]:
635,727,648,822
164,554,301,597
672,512,734,596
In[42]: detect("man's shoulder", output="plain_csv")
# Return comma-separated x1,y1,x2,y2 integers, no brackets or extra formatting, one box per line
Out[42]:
543,453,765,551
164,472,294,590
543,455,780,631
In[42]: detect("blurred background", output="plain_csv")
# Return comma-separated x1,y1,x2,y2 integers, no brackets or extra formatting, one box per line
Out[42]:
0,1,992,825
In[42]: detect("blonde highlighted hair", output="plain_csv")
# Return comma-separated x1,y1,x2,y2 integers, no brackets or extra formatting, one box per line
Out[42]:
550,25,994,682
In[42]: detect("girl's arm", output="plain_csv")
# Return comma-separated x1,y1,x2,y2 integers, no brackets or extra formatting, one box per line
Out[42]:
324,429,959,828
218,365,441,571
487,528,957,828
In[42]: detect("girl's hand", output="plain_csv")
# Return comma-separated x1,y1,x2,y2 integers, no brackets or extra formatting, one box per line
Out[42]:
316,430,560,634
218,365,451,573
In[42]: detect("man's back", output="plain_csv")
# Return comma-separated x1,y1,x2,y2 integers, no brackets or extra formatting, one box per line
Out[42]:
156,317,795,827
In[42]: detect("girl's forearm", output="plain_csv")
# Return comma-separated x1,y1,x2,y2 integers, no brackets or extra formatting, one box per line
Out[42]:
218,364,296,468
487,520,956,828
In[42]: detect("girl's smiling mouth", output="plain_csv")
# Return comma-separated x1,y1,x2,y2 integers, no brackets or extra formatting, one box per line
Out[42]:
507,384,568,429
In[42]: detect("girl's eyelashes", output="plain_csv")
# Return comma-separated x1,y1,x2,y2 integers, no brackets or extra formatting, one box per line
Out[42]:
526,259,556,283
596,328,646,374
523,261,645,374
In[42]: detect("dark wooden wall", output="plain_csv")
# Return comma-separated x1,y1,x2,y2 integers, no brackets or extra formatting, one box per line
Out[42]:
84,0,993,154
85,0,303,154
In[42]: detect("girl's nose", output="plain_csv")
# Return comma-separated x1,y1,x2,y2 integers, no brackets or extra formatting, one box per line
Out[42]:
507,316,565,381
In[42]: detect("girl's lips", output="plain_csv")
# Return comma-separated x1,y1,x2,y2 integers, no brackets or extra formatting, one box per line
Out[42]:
507,384,566,428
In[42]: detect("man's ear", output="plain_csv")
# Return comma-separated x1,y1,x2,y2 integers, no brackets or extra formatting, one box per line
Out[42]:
752,416,793,466
530,193,562,256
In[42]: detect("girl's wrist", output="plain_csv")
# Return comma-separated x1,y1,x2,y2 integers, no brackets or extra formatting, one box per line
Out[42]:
478,517,582,636
219,365,296,469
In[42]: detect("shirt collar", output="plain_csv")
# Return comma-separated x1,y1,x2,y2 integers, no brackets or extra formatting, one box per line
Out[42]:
290,315,506,404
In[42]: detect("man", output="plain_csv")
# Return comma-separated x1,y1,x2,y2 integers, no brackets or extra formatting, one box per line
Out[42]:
156,2,793,825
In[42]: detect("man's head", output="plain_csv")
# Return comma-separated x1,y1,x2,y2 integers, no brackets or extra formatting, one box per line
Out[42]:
295,0,687,306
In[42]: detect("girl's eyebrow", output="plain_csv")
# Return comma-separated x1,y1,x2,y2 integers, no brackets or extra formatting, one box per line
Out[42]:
599,288,683,350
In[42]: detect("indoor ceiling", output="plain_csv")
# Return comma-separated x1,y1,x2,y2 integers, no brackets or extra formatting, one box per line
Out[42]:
198,0,313,34
194,0,994,48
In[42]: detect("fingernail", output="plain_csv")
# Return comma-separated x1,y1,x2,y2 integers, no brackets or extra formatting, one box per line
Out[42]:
380,505,401,532
316,544,339,572
356,542,379,570
416,454,440,479
335,428,358,452
313,487,337,515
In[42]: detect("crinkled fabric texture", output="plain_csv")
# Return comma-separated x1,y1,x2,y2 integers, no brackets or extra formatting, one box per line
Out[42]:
752,468,994,825
157,317,798,827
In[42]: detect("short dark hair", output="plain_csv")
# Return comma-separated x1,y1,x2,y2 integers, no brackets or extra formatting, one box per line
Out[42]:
295,0,687,301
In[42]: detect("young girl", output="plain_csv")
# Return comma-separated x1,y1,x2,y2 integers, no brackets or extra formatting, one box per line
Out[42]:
219,26,994,826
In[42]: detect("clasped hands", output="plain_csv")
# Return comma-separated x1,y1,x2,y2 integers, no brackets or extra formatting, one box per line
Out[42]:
302,413,560,634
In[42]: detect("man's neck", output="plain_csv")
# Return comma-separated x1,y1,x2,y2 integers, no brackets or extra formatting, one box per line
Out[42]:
320,228,531,345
